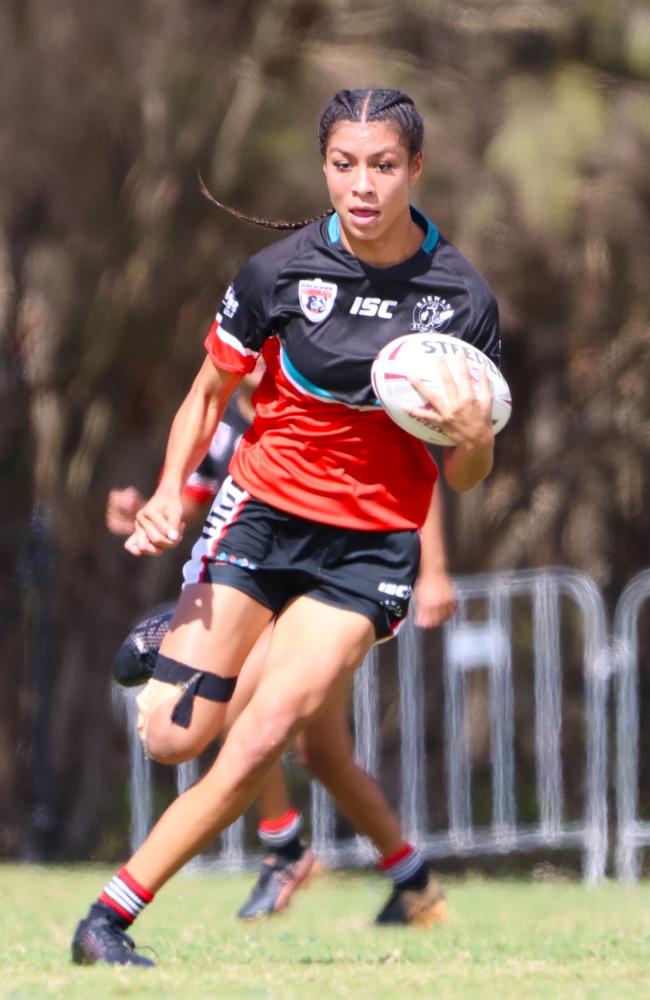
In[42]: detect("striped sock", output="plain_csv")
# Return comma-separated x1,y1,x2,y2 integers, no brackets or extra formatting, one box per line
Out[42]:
378,843,428,892
98,867,154,927
258,808,304,862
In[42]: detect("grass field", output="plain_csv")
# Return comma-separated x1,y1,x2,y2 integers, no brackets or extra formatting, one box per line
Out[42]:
2,864,649,999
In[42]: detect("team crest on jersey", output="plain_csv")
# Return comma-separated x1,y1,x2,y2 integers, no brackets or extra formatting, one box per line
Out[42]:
298,278,338,323
412,295,454,333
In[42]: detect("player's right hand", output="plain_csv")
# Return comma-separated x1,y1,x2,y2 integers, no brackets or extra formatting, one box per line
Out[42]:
413,569,457,629
409,356,494,450
124,488,186,557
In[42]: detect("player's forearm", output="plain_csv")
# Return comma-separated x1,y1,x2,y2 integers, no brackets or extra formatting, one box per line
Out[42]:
418,485,449,577
158,399,219,494
158,360,240,494
443,434,494,492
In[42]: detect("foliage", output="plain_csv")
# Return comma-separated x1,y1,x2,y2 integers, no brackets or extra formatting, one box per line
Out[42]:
0,0,649,858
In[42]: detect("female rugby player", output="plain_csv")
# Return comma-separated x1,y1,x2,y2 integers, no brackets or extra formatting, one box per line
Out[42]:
108,368,456,926
71,86,498,966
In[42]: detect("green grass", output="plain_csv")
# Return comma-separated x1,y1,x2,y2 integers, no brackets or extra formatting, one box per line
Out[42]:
1,864,649,999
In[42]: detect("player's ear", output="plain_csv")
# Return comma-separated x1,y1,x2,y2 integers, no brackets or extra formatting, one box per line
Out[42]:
409,151,424,187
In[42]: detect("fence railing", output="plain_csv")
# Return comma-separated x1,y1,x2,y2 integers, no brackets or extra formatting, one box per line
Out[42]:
114,566,650,882
612,570,650,882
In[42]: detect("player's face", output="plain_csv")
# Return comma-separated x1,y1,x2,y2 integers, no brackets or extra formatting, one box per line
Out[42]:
323,121,423,248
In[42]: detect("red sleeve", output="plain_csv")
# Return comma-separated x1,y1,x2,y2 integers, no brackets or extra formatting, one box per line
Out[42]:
182,481,217,503
205,257,275,373
204,317,258,375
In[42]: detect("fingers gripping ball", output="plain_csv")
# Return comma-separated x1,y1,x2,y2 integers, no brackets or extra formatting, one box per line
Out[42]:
371,332,511,446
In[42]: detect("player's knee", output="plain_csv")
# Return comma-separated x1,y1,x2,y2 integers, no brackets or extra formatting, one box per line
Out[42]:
135,678,176,762
137,696,205,764
295,730,343,777
136,655,235,764
141,717,205,766
236,698,299,774
247,716,294,766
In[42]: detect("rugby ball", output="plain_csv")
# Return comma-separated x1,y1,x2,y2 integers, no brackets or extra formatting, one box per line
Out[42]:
371,332,511,446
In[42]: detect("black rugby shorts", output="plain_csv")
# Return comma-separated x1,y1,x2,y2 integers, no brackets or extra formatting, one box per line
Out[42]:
183,477,421,641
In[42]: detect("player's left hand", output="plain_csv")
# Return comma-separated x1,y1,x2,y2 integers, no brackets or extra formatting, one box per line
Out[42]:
407,355,494,452
413,569,457,628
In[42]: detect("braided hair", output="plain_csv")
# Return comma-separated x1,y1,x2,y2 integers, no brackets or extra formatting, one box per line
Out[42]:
318,88,423,159
201,87,423,231
198,174,332,232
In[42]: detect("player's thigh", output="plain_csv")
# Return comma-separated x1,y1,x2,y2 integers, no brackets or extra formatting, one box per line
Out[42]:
160,582,271,668
139,583,273,757
251,596,376,733
190,599,375,795
222,621,274,734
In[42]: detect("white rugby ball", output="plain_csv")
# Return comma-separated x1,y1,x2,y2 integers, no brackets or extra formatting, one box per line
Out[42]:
371,332,511,446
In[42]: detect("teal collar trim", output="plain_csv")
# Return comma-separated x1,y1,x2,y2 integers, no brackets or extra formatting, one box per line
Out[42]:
326,207,439,255
414,207,440,253
327,212,340,243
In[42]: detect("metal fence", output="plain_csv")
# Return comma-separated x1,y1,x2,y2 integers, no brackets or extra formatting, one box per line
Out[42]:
612,570,650,882
114,566,650,882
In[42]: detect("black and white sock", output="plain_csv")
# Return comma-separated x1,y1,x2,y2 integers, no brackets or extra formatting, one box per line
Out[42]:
258,808,304,862
378,843,428,892
97,867,155,928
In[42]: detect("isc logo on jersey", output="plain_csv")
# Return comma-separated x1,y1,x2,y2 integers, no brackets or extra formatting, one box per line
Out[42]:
350,296,398,319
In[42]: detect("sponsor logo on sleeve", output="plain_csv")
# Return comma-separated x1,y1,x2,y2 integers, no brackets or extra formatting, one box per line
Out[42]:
298,278,338,323
222,284,240,319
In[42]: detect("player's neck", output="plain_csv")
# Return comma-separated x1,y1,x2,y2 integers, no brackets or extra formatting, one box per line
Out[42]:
339,209,423,268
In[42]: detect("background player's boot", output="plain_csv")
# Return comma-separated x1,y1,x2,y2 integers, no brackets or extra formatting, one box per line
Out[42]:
374,872,447,928
237,846,316,919
71,904,155,966
112,606,174,687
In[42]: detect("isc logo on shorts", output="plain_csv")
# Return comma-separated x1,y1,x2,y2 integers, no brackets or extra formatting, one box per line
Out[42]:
349,297,398,319
378,581,412,599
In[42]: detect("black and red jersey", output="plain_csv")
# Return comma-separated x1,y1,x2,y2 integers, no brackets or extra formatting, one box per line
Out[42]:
204,207,500,531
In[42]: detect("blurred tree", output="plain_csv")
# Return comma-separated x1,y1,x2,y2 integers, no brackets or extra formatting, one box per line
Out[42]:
0,0,648,859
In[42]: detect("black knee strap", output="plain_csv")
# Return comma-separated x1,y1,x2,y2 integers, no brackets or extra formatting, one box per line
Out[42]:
153,654,237,729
